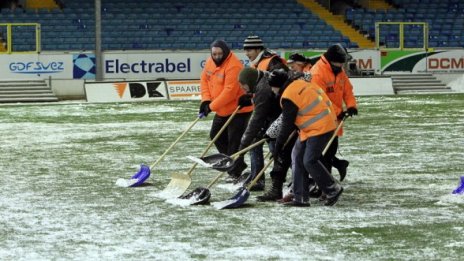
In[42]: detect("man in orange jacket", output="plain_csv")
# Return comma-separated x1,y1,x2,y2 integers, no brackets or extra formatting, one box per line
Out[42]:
240,35,287,190
269,69,343,207
287,53,312,73
199,40,253,179
310,43,358,182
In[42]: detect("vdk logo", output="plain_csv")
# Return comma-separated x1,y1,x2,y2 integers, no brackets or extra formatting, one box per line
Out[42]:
9,61,64,74
113,82,164,99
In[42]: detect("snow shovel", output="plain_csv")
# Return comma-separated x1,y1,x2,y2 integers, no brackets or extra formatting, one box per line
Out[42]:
159,106,241,198
186,138,268,171
126,115,202,187
215,114,348,210
214,131,298,209
180,138,269,205
213,151,273,209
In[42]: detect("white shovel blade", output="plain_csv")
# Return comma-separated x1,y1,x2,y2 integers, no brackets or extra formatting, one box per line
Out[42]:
185,156,213,168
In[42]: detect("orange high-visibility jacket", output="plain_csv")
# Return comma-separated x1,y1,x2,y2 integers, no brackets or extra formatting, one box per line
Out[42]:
281,79,337,141
310,55,357,116
200,52,253,117
310,55,357,135
253,54,287,71
303,63,312,72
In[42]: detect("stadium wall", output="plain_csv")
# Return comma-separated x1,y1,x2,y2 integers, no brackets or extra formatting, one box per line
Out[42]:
1,49,463,100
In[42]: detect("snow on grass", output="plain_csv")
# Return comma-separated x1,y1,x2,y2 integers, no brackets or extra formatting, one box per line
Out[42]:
1,97,464,260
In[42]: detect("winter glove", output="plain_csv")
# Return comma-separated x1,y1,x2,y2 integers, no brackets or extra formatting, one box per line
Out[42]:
347,107,358,117
337,111,348,120
198,101,211,117
238,94,253,108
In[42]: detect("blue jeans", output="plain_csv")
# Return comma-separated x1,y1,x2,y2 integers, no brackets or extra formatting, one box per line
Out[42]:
292,131,337,202
250,143,264,179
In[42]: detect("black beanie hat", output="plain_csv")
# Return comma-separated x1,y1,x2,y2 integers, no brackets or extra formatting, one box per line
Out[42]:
211,40,231,66
268,68,289,88
324,43,349,63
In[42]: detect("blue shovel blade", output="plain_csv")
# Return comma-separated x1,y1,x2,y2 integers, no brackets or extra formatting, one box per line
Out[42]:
216,187,250,209
452,176,464,194
129,164,151,187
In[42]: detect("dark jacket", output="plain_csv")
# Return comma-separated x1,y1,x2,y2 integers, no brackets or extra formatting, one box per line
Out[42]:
240,71,281,149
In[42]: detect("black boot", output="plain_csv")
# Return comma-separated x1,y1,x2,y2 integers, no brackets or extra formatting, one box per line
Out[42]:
250,174,265,191
256,177,283,201
226,157,247,181
333,159,349,182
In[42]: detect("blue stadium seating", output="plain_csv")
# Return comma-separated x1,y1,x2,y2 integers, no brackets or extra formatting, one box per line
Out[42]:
0,0,358,51
1,0,462,51
346,0,464,48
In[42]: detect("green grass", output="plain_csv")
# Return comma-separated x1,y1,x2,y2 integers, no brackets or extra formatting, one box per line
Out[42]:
0,95,463,260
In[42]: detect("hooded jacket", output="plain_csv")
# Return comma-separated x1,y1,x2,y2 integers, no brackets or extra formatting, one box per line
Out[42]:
310,55,357,135
201,45,252,117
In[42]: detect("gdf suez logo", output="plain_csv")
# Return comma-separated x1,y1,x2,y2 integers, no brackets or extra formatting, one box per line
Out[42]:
129,82,164,98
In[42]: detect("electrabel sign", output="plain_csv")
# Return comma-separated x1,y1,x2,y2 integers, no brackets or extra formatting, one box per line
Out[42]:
9,61,64,74
105,58,191,74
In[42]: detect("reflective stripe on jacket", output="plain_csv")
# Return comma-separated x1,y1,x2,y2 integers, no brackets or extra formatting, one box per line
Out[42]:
200,52,253,116
310,55,357,116
281,79,337,141
310,55,357,135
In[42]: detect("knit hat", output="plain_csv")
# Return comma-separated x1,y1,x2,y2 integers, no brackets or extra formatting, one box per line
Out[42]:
238,67,259,92
243,35,264,50
268,69,289,88
287,53,307,64
324,43,349,63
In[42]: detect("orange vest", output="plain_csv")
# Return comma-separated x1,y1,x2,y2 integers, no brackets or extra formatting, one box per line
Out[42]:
200,52,253,117
310,55,357,135
281,79,337,141
252,55,286,71
303,63,312,72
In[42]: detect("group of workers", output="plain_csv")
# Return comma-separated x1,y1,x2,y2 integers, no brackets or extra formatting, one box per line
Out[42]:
198,35,358,207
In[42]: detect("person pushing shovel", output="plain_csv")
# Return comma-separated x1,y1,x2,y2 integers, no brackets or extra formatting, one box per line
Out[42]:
269,69,344,207
236,67,304,201
199,40,253,180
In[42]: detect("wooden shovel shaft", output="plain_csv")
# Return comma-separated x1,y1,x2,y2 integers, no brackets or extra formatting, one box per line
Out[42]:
186,106,241,178
246,131,297,190
150,116,201,169
230,138,267,160
322,117,345,156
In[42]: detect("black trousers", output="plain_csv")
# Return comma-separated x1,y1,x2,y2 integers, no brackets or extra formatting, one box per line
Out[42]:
269,133,297,184
321,136,338,173
210,112,252,176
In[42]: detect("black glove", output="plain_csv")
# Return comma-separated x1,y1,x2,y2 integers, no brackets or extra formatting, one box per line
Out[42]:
347,107,358,117
337,111,348,120
199,101,211,117
238,94,253,108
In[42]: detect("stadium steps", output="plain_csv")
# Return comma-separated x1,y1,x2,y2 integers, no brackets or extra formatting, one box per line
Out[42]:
25,0,60,10
359,0,393,10
390,74,452,94
0,80,58,103
297,0,375,48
